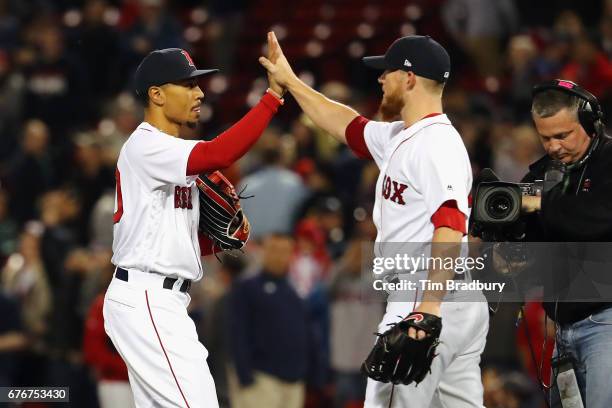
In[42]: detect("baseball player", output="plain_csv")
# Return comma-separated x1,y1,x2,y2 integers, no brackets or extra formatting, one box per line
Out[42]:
103,46,285,407
260,32,489,407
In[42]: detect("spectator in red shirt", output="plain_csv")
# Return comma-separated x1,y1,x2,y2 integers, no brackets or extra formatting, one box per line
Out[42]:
561,35,612,98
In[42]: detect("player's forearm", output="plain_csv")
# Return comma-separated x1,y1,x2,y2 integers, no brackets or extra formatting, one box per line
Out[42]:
420,227,463,305
286,75,359,144
186,92,282,175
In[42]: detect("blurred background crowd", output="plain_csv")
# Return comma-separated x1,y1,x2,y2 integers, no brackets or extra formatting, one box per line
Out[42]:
0,0,610,407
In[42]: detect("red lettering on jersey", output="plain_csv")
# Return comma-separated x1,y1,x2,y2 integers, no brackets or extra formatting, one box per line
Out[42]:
181,188,189,209
382,174,408,206
174,186,182,208
113,168,124,223
174,186,193,210
390,181,408,205
382,175,392,199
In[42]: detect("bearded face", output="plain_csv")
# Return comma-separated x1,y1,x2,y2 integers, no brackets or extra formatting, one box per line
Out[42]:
379,86,404,121
378,70,405,121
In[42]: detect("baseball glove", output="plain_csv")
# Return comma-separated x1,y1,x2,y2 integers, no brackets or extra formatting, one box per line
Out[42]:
196,171,250,251
361,312,442,385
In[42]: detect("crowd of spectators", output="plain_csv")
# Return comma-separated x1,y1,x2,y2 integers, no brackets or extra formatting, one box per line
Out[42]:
0,0,610,407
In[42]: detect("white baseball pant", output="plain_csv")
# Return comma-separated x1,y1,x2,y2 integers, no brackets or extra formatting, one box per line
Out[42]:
103,268,219,408
364,296,489,408
97,380,135,408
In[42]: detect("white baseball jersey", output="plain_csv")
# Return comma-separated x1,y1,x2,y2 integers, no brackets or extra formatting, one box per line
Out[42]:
364,114,472,244
111,122,203,280
359,114,489,408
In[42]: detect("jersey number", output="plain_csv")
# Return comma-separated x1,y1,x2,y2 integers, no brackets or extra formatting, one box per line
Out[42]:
113,168,123,223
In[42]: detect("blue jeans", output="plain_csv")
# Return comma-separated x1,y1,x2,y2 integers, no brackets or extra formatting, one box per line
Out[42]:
550,306,612,408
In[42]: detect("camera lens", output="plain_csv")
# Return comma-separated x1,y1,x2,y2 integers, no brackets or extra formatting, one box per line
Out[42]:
485,192,514,220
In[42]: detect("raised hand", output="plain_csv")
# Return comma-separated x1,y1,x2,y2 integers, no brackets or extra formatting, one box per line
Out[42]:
259,31,297,93
267,30,281,64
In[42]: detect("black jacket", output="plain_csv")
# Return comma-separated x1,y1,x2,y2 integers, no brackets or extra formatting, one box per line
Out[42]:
522,136,612,323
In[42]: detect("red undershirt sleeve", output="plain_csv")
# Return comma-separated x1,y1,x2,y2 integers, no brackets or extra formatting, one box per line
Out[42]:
431,200,467,234
345,115,373,160
186,92,282,175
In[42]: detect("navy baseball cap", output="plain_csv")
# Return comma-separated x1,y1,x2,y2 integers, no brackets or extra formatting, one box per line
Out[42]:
134,48,218,96
363,35,450,83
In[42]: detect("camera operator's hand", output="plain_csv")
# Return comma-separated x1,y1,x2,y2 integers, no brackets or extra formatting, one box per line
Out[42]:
492,242,529,277
521,195,541,213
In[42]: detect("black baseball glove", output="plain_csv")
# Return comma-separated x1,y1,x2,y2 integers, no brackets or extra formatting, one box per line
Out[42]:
361,312,442,385
196,171,250,251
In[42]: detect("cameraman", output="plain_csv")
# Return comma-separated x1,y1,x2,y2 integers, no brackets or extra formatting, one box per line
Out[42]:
521,80,612,408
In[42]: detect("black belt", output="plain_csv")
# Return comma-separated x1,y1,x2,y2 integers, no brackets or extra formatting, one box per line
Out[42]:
115,267,192,293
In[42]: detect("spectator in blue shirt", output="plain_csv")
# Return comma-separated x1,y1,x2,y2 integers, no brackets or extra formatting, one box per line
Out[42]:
228,233,309,408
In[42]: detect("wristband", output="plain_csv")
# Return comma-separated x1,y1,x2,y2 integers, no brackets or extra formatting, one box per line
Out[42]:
266,88,285,104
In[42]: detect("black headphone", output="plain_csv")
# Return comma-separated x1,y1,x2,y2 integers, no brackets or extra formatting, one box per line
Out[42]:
532,79,604,138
